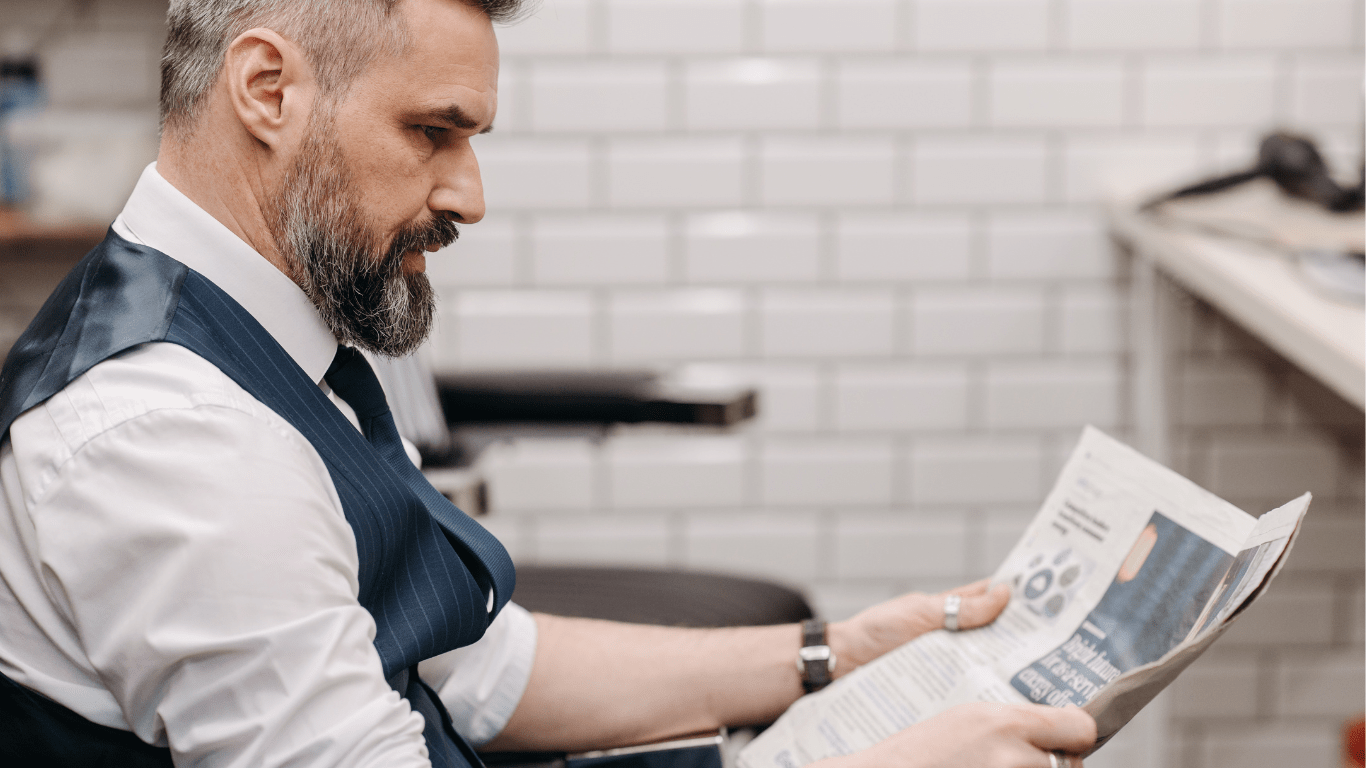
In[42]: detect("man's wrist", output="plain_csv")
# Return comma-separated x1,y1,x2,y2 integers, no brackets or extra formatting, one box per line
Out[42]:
824,617,889,679
823,620,857,680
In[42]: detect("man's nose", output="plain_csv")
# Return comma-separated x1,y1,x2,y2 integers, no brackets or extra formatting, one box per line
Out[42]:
430,141,485,224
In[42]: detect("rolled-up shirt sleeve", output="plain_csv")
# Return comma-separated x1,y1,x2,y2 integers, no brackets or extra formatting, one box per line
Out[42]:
419,601,537,746
23,398,432,767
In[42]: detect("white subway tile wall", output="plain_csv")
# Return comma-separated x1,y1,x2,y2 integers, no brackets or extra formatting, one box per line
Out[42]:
1169,652,1262,719
2,1,1360,766
987,211,1111,279
684,509,823,583
607,0,746,54
609,288,748,360
1065,0,1204,51
533,214,670,285
1141,56,1280,128
1200,723,1343,768
1062,133,1205,202
607,136,747,207
534,513,674,565
760,436,896,506
1159,300,1365,766
908,436,1046,505
605,434,749,508
1276,650,1366,718
836,212,974,281
684,58,822,131
760,0,899,53
476,137,595,209
910,135,1051,205
495,0,593,55
685,211,821,283
988,58,1128,128
760,136,898,206
759,288,897,357
1216,0,1357,49
529,61,670,132
983,360,1122,428
1058,285,1125,354
833,364,971,431
450,290,597,367
1291,54,1366,126
910,286,1047,356
427,215,519,286
483,439,598,511
913,0,1052,52
837,61,974,129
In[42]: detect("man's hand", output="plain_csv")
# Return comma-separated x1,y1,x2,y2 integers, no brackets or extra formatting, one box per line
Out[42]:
822,702,1096,768
829,579,1012,675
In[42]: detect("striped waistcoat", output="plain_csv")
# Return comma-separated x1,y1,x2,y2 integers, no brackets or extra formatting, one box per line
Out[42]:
0,231,515,767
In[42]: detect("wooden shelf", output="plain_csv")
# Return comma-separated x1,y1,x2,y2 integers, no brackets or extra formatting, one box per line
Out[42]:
0,209,107,261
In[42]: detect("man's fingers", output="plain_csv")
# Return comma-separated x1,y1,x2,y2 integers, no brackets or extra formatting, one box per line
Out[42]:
951,582,1011,630
1022,704,1098,755
947,578,992,597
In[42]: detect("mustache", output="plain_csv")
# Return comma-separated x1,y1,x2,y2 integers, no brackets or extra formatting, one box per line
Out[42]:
387,215,461,261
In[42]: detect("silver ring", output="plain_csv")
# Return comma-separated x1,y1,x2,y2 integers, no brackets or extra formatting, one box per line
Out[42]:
943,594,962,631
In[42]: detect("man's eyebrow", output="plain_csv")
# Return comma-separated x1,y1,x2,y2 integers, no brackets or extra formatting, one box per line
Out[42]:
420,104,493,133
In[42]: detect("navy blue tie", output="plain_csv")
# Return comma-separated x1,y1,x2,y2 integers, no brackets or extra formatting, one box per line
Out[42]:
323,345,516,616
325,346,508,768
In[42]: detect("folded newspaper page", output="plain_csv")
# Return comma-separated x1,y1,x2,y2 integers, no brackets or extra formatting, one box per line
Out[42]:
740,427,1309,768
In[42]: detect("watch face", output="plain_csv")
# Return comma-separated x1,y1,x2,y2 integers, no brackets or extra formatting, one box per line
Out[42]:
798,643,836,689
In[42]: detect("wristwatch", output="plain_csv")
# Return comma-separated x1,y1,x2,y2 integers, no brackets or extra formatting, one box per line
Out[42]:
797,618,836,693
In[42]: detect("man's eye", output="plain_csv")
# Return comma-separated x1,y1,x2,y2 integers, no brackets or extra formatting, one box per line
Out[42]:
421,125,447,141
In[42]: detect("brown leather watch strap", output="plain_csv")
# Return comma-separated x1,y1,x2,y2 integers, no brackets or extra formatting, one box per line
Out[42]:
798,618,835,693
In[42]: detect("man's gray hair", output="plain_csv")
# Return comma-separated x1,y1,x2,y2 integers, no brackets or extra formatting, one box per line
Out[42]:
160,0,533,131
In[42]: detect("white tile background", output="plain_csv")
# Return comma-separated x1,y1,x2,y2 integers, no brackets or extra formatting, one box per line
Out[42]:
463,4,1366,765
1,1,1361,766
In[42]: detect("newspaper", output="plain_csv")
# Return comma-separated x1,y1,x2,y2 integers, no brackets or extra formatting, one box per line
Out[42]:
740,427,1309,768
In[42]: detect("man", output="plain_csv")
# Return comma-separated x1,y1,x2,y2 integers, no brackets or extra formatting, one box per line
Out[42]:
0,0,1096,766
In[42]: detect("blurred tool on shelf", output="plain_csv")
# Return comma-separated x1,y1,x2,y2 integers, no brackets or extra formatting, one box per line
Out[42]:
1140,132,1364,306
1112,135,1366,414
1142,132,1364,215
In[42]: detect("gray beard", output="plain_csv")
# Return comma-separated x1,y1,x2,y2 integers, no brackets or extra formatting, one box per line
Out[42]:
265,124,456,358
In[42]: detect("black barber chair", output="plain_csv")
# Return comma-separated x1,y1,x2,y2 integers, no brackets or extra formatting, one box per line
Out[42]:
510,565,811,628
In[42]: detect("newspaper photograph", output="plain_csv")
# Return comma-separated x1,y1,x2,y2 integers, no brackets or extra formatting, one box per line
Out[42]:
739,426,1309,768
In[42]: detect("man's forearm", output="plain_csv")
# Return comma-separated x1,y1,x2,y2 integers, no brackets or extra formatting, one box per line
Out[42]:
484,583,1011,754
484,613,811,753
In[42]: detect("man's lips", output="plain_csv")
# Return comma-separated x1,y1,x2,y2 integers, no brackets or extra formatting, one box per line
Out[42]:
403,250,427,273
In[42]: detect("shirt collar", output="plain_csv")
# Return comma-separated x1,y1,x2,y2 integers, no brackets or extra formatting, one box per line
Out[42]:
112,163,338,384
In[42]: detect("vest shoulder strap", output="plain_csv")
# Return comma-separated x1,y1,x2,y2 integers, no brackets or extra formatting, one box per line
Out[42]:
0,233,185,440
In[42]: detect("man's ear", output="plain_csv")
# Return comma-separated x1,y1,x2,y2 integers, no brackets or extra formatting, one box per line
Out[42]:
223,28,313,149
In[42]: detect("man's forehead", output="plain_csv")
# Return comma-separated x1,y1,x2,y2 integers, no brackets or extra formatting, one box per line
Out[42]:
398,0,499,76
343,0,498,129
380,0,499,111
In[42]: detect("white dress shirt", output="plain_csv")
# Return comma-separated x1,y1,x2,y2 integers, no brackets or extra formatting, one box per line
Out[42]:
0,164,536,767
